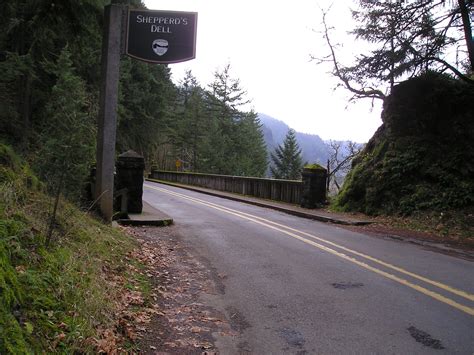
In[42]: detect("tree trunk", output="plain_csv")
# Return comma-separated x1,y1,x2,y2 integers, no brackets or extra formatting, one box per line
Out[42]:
458,0,474,72
46,174,64,247
20,74,32,151
326,159,331,192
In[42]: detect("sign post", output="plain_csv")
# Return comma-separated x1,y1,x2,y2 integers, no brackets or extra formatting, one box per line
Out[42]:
96,6,197,222
95,4,124,222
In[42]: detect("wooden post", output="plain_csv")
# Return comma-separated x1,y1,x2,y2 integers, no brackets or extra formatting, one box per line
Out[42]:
95,4,123,222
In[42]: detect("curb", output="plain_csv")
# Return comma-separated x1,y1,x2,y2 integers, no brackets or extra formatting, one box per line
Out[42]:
145,178,372,226
380,234,473,260
115,200,174,227
116,218,173,227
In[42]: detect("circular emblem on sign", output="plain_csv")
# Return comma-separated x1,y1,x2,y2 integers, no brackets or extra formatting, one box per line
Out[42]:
152,39,168,56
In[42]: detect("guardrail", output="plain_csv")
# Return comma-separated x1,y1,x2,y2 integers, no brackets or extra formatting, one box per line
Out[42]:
149,170,302,204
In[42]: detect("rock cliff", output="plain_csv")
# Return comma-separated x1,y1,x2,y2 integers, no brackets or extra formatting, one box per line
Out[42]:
336,72,474,215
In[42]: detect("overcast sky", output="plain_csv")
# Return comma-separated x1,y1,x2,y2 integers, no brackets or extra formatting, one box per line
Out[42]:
143,0,383,142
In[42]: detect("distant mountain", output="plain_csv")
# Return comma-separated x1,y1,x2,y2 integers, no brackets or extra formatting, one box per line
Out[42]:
258,113,329,166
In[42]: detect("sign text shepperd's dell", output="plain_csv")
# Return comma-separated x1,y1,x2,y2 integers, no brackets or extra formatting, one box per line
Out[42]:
126,9,197,64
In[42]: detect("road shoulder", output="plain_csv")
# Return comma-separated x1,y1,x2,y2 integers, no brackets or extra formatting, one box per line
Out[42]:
123,225,239,354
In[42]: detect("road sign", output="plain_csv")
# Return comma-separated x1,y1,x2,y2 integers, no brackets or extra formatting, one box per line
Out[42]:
126,9,197,64
97,6,197,221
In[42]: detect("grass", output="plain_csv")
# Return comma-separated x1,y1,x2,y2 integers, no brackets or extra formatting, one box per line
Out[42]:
376,209,474,241
0,143,151,353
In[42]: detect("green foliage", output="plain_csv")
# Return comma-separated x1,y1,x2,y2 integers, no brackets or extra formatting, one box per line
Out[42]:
0,0,105,149
349,0,447,87
170,71,208,171
0,219,27,354
270,129,304,180
117,57,175,164
34,47,95,201
0,144,42,212
0,143,138,353
164,66,268,177
1,2,269,182
304,163,325,171
232,112,268,177
322,0,473,102
0,52,34,145
203,64,268,176
336,73,474,216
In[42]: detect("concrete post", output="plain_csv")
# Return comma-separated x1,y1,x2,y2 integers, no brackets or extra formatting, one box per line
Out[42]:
116,150,145,213
95,5,123,222
300,165,327,208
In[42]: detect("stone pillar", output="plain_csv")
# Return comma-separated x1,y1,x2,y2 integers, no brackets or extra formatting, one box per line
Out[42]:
300,164,327,209
116,150,145,213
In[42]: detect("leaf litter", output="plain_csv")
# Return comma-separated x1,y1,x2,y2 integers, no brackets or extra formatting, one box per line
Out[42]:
111,225,237,354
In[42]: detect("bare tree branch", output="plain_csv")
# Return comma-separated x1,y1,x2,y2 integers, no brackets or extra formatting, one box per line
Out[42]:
427,56,474,83
316,0,473,102
326,140,363,193
319,9,386,101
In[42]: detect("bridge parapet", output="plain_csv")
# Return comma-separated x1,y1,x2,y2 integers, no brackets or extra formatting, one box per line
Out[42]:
149,169,326,207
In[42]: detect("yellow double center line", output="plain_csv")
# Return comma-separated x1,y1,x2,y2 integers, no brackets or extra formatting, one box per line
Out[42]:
145,183,474,316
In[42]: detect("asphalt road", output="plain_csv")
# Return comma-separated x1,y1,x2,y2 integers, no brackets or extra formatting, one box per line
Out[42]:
143,181,473,354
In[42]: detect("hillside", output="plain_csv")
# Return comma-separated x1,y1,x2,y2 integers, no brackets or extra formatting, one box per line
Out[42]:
258,113,329,165
336,72,474,229
0,143,149,352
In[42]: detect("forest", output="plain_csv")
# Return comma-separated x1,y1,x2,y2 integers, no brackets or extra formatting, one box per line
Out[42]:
0,0,268,202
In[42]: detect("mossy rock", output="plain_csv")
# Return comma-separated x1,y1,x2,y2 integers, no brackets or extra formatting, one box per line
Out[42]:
0,144,22,172
0,143,43,191
303,163,326,171
336,72,474,215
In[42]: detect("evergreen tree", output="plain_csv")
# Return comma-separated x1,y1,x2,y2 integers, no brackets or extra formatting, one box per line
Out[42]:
232,111,268,177
270,129,304,180
319,0,473,101
172,70,208,171
206,63,247,174
208,63,250,116
35,47,95,201
116,57,175,165
202,63,268,176
0,0,106,150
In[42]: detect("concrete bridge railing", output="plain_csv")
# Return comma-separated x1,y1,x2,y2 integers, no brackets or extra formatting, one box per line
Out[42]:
149,170,303,205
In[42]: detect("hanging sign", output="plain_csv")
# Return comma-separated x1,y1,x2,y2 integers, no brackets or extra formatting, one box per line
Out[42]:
126,9,197,64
